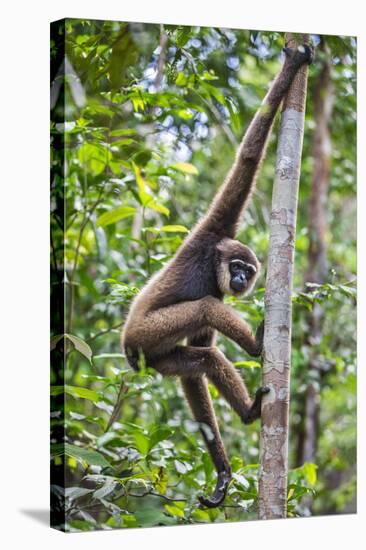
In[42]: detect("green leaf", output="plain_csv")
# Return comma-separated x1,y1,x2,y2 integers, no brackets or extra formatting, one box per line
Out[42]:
65,487,94,500
131,95,145,112
171,162,198,175
192,508,211,522
338,284,357,298
232,472,250,489
65,385,99,402
52,384,98,402
175,72,188,86
132,162,169,216
65,443,112,469
133,432,150,455
51,334,92,362
201,82,226,105
65,334,93,362
78,143,111,175
135,508,175,527
174,460,191,474
176,27,192,48
96,206,136,227
149,427,174,451
176,109,193,120
202,71,218,81
303,462,318,486
121,514,137,528
145,225,189,234
112,138,136,147
50,385,64,396
160,225,189,233
146,200,170,217
208,383,219,399
109,128,136,137
164,504,185,518
234,360,261,368
51,443,112,469
93,481,117,499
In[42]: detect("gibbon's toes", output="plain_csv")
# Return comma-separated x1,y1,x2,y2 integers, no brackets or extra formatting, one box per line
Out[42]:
258,385,270,395
198,494,225,509
198,471,231,509
243,386,270,424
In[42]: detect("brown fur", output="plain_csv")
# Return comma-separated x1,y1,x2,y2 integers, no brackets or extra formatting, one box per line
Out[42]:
121,45,312,508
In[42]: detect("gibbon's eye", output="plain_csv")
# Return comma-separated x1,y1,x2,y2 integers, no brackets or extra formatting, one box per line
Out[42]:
245,263,257,278
229,259,245,274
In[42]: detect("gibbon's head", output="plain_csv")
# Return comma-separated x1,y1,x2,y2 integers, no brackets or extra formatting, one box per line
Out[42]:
215,238,260,297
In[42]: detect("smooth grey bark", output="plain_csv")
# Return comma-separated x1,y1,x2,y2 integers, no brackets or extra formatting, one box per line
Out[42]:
258,34,310,520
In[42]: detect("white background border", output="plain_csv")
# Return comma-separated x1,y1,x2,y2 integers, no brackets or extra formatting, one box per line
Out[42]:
0,1,363,548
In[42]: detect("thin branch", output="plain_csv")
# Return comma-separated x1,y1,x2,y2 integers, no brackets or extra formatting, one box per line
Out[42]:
87,322,124,343
67,186,106,334
128,489,187,503
154,25,168,90
105,381,128,433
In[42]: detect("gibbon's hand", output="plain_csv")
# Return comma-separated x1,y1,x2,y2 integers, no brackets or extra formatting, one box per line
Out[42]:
283,42,314,65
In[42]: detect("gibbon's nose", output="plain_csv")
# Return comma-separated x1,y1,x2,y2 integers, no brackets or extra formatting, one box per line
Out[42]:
230,273,247,292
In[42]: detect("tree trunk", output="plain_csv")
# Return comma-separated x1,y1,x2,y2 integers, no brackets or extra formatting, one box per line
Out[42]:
297,51,333,473
258,33,310,520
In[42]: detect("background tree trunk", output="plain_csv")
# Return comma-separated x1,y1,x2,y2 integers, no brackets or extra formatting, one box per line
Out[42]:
296,48,333,487
258,33,310,520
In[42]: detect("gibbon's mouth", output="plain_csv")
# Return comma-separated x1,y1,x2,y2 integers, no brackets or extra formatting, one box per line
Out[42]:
230,275,247,292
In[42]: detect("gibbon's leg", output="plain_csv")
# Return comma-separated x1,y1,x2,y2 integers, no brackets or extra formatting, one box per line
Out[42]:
151,345,269,425
181,376,231,508
124,298,212,359
183,330,231,507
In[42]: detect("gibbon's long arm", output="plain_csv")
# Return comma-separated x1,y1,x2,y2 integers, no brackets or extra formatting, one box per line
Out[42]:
199,45,313,239
124,296,263,359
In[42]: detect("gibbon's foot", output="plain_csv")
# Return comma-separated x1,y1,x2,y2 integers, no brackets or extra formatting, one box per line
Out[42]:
242,385,270,425
198,470,232,508
283,43,314,65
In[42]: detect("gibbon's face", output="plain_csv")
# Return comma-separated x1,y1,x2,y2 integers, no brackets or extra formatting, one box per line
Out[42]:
216,238,260,297
229,258,257,294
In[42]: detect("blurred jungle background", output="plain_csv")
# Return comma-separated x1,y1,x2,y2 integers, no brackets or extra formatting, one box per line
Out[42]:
50,20,356,531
